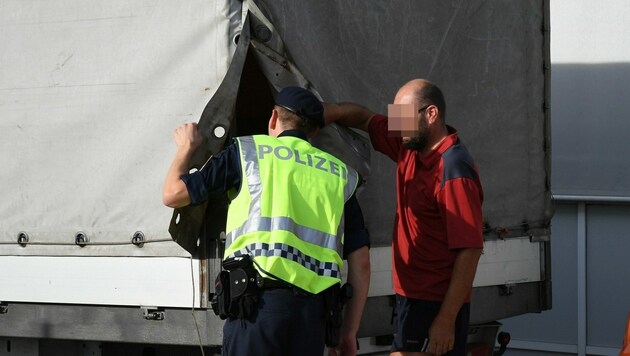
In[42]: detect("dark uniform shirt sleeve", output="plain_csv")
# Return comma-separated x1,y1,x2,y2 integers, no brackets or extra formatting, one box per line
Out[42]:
342,194,370,259
180,141,242,205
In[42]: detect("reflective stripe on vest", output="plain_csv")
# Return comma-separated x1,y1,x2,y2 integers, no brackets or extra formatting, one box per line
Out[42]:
224,135,359,292
226,215,341,254
230,242,341,278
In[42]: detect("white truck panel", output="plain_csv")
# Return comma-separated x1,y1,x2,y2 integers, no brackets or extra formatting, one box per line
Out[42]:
0,256,201,307
474,238,543,287
362,239,542,297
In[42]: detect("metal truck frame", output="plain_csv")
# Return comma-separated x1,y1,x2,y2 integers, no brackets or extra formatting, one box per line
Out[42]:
0,0,551,354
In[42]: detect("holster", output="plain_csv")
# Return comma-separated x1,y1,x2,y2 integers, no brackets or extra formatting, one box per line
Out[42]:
323,283,353,347
210,255,259,320
210,271,231,320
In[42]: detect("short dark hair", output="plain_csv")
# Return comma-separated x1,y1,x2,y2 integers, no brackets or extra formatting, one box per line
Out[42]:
275,106,319,134
419,82,446,120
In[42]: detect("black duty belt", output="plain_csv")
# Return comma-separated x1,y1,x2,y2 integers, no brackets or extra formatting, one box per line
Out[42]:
257,275,322,297
257,277,292,289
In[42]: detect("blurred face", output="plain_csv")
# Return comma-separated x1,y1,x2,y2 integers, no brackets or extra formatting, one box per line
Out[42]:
388,103,430,151
388,103,418,136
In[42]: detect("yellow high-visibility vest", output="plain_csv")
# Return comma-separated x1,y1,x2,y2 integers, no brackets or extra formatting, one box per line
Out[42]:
224,135,359,294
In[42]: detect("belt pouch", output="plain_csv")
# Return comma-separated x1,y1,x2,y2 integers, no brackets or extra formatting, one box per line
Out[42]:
228,266,259,319
210,270,231,320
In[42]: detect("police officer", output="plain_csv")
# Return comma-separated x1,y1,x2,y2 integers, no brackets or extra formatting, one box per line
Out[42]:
163,87,371,356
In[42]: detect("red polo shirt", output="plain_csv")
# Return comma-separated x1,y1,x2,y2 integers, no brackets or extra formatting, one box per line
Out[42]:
368,115,484,301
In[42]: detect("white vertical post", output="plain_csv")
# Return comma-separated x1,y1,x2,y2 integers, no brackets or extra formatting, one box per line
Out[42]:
577,202,587,356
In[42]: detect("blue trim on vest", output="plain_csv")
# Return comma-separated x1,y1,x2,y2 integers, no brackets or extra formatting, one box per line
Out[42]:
441,140,478,189
230,242,340,279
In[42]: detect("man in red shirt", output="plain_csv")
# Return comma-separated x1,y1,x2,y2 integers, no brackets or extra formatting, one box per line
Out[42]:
324,79,484,356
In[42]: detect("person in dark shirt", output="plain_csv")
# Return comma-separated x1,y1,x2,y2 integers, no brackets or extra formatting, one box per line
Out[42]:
163,86,370,356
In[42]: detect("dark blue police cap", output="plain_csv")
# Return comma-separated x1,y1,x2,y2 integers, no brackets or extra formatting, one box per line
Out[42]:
275,86,324,128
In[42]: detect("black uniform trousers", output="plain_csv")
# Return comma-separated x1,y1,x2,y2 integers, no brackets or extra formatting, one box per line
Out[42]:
222,287,326,356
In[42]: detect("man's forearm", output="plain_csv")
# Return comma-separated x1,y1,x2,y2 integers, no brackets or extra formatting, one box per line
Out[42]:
425,247,482,354
163,123,203,208
342,246,370,337
323,103,376,132
438,247,482,320
162,147,194,208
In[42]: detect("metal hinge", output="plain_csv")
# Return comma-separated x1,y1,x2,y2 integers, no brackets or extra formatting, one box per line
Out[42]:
141,306,164,321
499,283,516,296
530,234,550,242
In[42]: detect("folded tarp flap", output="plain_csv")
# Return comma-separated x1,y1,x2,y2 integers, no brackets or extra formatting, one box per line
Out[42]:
170,0,372,256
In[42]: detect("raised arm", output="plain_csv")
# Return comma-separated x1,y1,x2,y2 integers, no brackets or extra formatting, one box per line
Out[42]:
323,103,377,132
162,123,203,208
